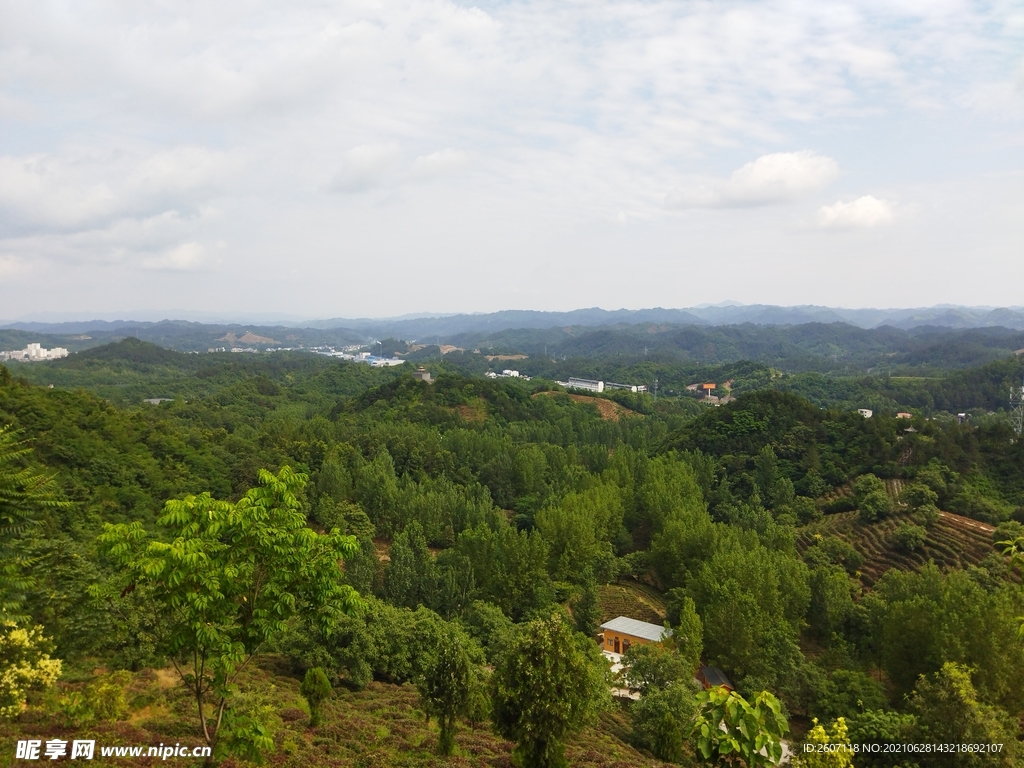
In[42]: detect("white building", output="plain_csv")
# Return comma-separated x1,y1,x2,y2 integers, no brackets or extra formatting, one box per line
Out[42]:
858,408,873,418
0,343,70,362
606,382,647,393
565,377,604,393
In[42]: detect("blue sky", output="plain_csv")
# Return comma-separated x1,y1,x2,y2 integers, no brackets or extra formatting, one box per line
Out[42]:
1,0,1022,320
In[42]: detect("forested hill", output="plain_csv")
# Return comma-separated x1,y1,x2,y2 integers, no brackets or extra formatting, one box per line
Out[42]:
2,350,1024,767
6,316,1024,375
663,389,1024,523
452,322,1024,373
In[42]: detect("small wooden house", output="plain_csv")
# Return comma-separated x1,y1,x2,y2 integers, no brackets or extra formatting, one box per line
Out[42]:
599,616,670,655
697,665,734,692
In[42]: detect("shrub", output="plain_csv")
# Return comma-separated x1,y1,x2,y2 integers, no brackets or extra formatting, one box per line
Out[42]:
891,523,927,553
0,622,61,720
300,667,331,727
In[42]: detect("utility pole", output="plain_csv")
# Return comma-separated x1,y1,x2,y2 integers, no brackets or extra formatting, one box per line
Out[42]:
1011,378,1024,437
653,377,658,400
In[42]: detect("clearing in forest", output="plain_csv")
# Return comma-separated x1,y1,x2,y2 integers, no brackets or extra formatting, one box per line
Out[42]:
598,581,668,625
533,391,636,421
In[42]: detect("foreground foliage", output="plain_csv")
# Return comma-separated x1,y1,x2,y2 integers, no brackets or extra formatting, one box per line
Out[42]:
492,611,611,768
96,467,361,752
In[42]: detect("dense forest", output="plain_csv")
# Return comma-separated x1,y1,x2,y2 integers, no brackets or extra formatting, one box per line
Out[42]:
2,340,1024,767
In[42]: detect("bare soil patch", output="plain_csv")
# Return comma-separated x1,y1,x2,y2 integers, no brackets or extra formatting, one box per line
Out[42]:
533,391,635,421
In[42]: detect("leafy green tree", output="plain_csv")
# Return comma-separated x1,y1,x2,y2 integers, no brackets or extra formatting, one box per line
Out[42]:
344,535,382,596
631,680,700,764
808,669,887,721
384,521,437,609
97,467,361,752
891,523,927,553
854,474,892,523
571,574,601,638
791,496,821,525
453,522,552,620
684,534,808,688
754,446,795,510
620,642,691,694
666,593,704,676
866,565,1024,708
691,687,788,767
536,502,614,584
463,599,514,664
491,610,610,768
909,662,1019,767
416,624,474,755
807,565,856,643
792,717,853,768
300,667,331,727
845,709,916,768
901,482,938,512
1000,534,1024,639
0,426,67,619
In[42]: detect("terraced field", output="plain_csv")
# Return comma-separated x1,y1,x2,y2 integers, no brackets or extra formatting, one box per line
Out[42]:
598,581,668,624
797,509,1000,588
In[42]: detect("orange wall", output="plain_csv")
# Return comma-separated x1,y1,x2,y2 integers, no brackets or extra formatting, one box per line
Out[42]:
602,630,653,654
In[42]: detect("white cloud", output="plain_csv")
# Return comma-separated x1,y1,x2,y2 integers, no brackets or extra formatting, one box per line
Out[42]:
0,254,27,278
0,147,237,233
666,151,839,208
142,241,207,271
0,1,1022,315
410,148,470,181
817,195,894,228
328,144,401,193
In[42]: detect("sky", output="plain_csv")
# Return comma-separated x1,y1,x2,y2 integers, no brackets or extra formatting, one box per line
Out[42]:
1,0,1023,321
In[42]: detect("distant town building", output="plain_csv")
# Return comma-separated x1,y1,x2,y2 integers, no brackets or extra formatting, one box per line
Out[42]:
143,398,174,405
565,377,604,393
486,369,532,381
896,412,912,419
0,342,70,362
312,348,405,366
556,377,645,393
858,409,873,418
605,382,646,393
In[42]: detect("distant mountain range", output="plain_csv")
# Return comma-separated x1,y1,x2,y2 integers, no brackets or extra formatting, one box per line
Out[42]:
4,304,1024,347
301,304,1024,337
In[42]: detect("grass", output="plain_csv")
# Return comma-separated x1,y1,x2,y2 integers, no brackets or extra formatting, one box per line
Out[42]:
2,658,684,768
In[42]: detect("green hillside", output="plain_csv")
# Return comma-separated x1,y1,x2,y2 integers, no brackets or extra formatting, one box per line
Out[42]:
2,348,1023,767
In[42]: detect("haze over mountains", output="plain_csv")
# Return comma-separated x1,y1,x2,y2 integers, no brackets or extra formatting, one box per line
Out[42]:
6,304,1024,339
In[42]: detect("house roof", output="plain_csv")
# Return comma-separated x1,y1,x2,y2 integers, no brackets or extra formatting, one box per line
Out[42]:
600,616,670,643
700,665,734,689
